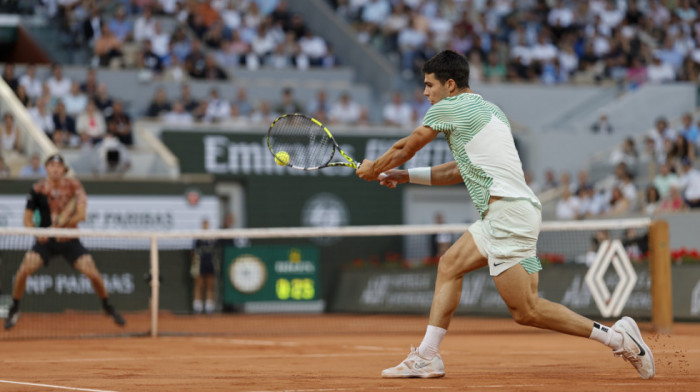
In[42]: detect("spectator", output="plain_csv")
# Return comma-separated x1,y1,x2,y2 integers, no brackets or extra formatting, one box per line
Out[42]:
590,113,613,134
201,55,228,80
76,99,107,145
250,100,277,125
108,6,133,42
18,64,42,99
575,169,593,194
232,87,253,117
274,87,303,114
106,100,133,146
657,183,686,212
150,21,170,60
556,186,580,220
185,40,207,78
82,3,101,47
93,83,114,117
644,185,661,215
610,137,638,166
329,92,363,125
94,24,124,67
63,82,88,117
626,57,647,90
134,6,156,43
606,187,631,216
46,64,71,101
652,162,678,200
146,87,171,118
52,100,78,148
15,85,30,107
647,116,676,162
138,40,164,74
679,112,699,147
678,157,700,208
163,101,194,125
1,113,20,153
81,68,99,98
18,154,47,178
670,134,695,164
306,89,330,118
543,169,558,191
28,96,55,138
2,63,17,92
163,53,188,82
178,84,200,114
383,92,412,128
647,55,675,83
203,88,231,124
97,131,131,174
298,30,328,66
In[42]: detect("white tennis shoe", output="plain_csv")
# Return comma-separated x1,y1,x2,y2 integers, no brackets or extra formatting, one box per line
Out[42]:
612,316,655,379
381,346,445,378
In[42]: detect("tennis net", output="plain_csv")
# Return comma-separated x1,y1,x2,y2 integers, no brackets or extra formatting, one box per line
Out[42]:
0,217,671,339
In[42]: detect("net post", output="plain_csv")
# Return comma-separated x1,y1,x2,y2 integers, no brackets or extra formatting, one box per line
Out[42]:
150,236,160,337
648,220,672,333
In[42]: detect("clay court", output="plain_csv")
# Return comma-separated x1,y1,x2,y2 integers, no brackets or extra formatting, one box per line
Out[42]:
0,314,698,392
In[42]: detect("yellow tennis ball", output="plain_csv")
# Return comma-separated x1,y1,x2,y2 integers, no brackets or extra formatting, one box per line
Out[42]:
275,151,290,166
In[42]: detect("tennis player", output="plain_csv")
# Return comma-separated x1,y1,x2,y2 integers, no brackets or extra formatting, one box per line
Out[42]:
356,50,654,379
4,154,125,330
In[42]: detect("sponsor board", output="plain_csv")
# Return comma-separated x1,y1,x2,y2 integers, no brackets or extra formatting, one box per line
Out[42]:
332,265,700,320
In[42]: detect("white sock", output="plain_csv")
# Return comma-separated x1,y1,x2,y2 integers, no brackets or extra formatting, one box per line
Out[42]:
193,299,203,313
589,322,623,350
417,325,447,360
205,300,215,314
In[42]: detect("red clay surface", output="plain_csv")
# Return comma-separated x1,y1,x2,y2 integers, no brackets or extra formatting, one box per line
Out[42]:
1,315,698,392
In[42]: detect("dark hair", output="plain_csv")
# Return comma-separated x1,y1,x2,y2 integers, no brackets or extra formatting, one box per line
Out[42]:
422,50,470,88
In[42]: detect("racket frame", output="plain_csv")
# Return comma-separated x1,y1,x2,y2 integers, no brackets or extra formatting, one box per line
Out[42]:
267,114,360,170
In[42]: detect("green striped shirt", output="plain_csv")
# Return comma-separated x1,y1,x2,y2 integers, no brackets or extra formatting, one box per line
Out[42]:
422,93,540,218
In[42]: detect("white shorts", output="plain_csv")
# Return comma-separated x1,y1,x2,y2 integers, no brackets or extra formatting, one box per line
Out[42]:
468,198,543,276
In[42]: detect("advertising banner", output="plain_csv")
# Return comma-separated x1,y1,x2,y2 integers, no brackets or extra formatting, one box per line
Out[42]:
0,194,219,249
332,264,700,320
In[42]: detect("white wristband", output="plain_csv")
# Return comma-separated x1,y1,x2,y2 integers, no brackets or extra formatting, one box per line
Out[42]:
408,167,431,185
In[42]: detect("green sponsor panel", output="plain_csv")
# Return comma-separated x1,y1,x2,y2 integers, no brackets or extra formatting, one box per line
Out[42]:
332,264,700,320
222,245,321,312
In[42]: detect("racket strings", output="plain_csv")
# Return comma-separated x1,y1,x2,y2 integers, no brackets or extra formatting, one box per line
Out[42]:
268,116,334,169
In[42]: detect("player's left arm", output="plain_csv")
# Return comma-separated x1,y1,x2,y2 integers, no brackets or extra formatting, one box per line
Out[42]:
357,125,438,181
378,161,463,188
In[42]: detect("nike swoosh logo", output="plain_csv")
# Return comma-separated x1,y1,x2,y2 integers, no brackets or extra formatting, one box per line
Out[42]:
413,362,429,370
626,332,646,356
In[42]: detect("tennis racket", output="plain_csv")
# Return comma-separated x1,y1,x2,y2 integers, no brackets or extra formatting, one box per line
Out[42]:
267,114,360,170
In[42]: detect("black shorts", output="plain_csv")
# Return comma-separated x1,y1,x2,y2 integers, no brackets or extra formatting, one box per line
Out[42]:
199,258,215,276
31,238,89,266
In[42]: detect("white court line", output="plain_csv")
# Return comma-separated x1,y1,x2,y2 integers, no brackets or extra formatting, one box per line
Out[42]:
0,379,117,392
0,351,397,364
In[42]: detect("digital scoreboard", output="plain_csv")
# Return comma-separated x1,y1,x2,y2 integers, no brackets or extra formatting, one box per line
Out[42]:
222,245,323,312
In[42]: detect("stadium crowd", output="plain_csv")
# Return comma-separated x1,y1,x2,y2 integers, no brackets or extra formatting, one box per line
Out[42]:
544,113,700,219
329,0,700,86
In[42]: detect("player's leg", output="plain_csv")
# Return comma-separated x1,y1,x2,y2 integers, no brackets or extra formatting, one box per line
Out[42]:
73,252,126,326
381,230,487,378
4,250,44,330
192,276,204,314
494,264,655,379
204,275,215,314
